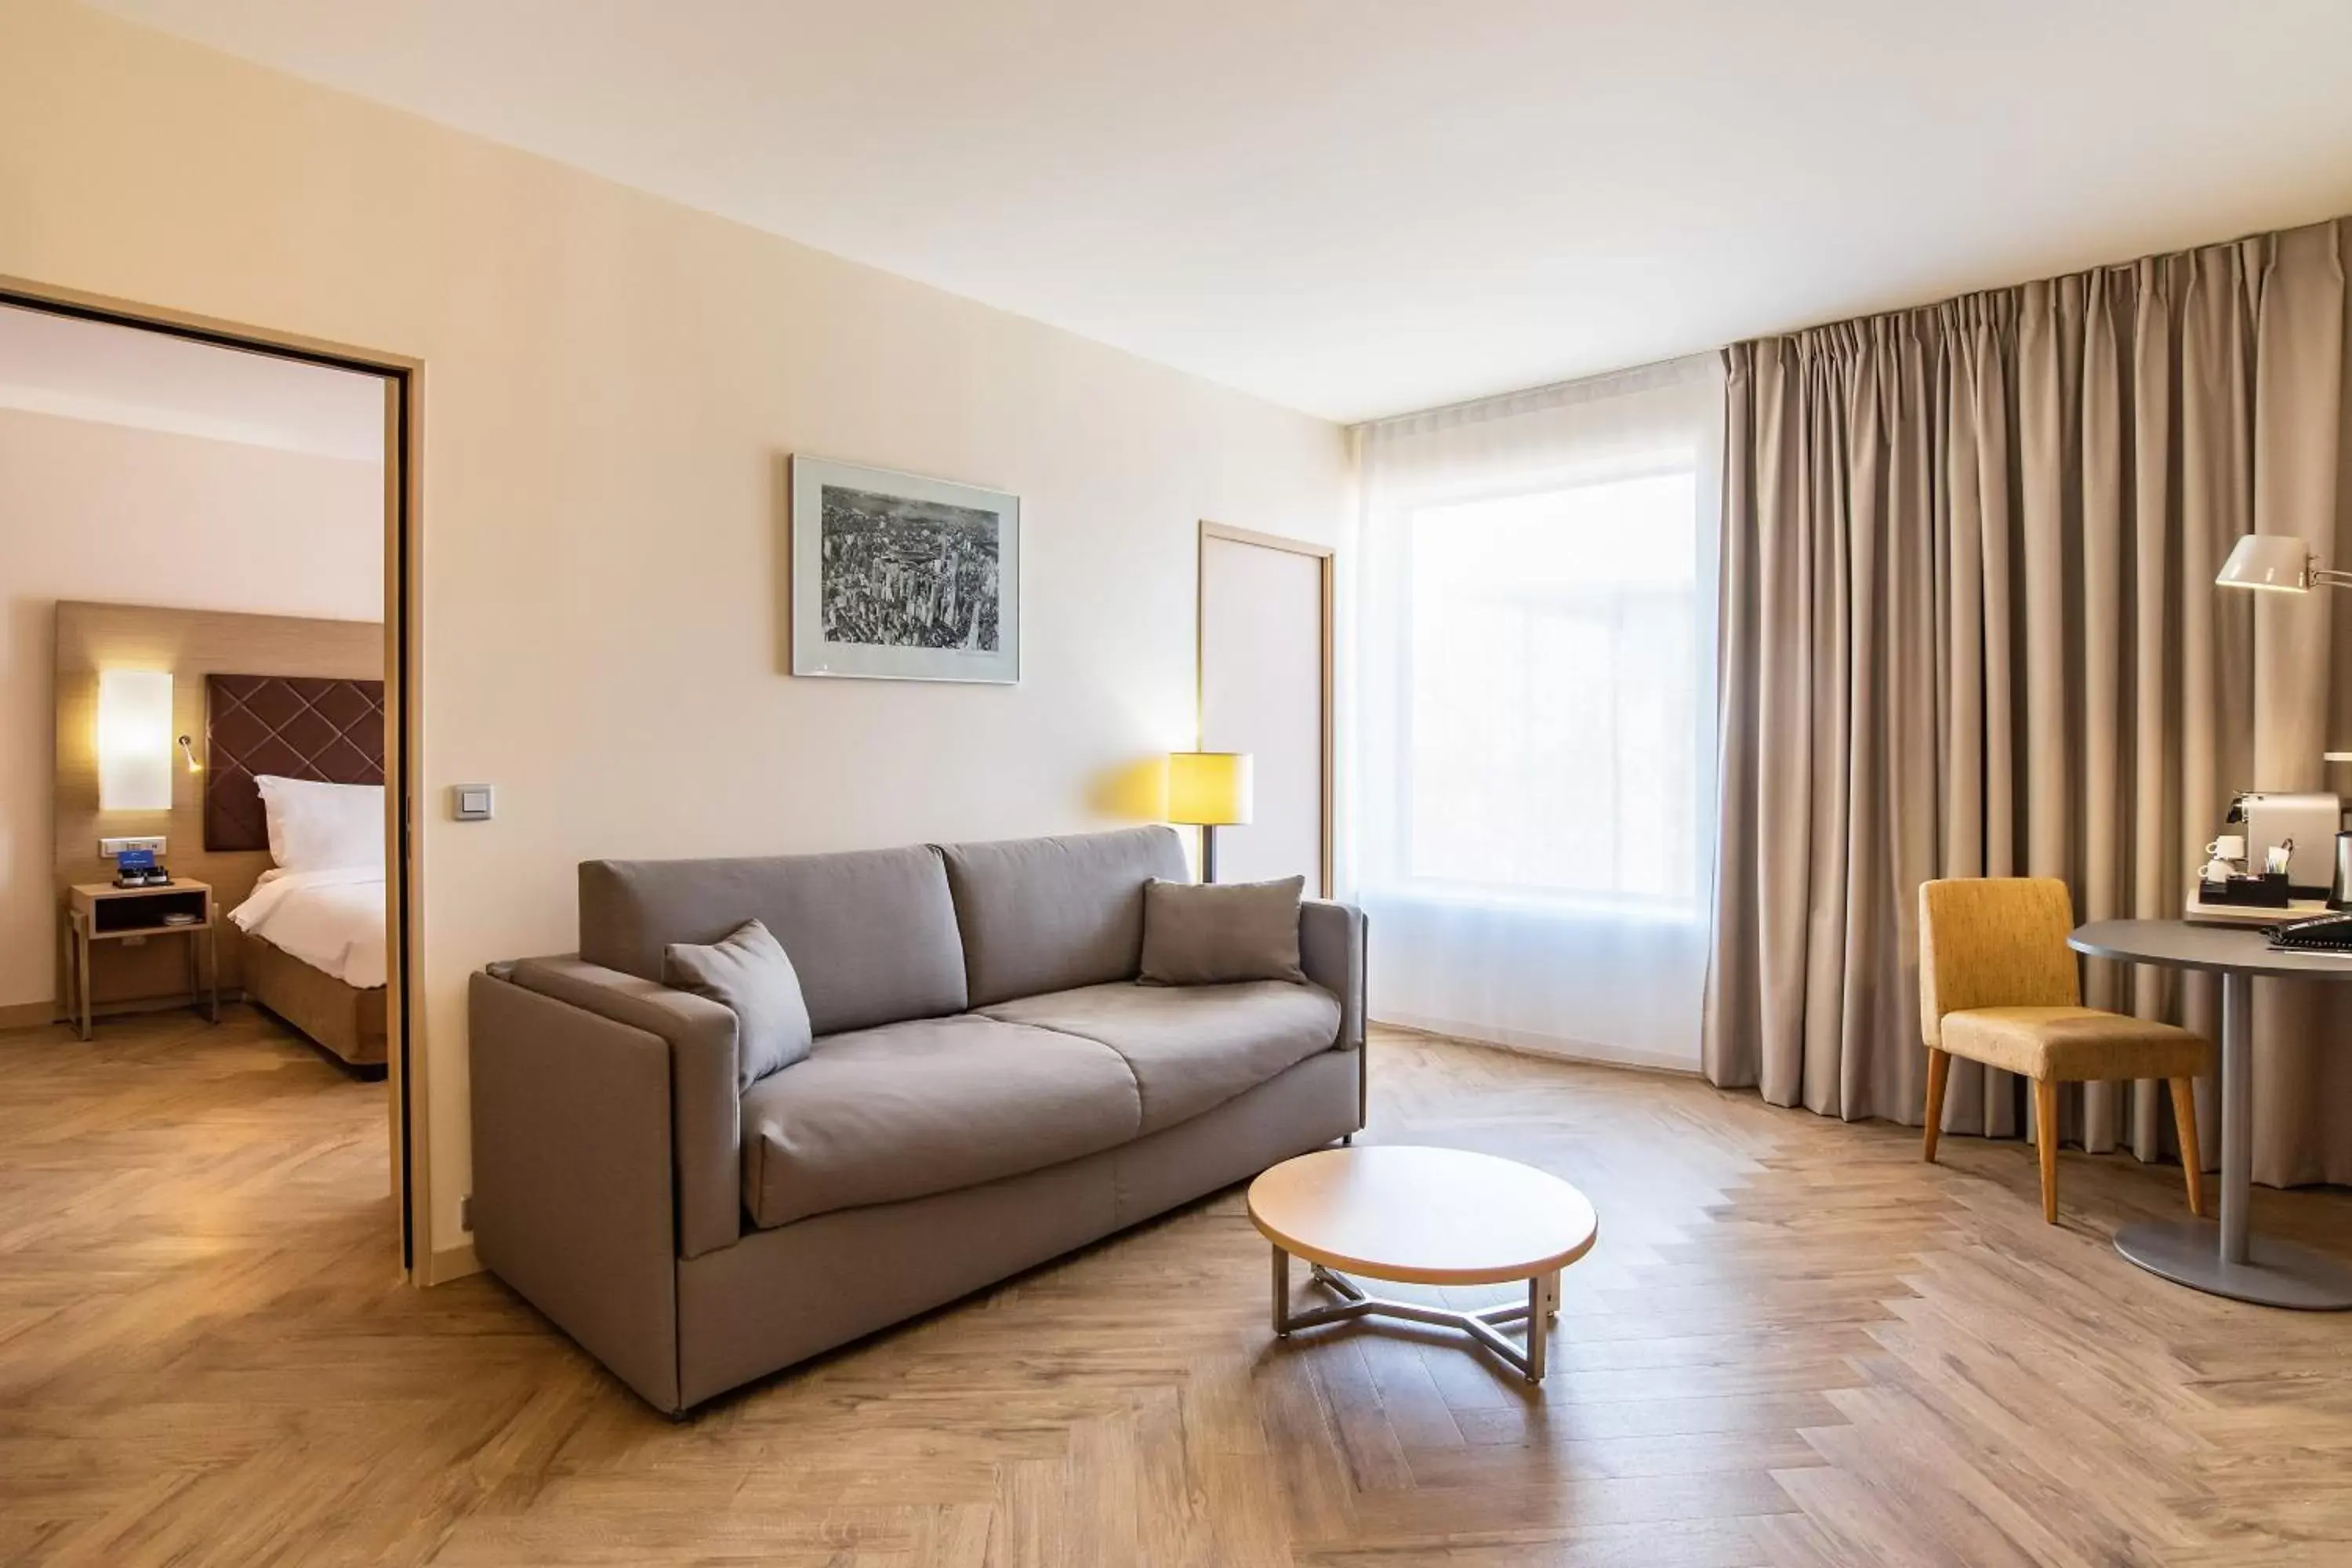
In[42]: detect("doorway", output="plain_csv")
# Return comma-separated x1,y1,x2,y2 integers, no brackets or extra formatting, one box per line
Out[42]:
0,278,425,1276
1196,521,1334,894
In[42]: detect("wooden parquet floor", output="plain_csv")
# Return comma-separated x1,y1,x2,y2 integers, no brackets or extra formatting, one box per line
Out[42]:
4,1007,2351,1566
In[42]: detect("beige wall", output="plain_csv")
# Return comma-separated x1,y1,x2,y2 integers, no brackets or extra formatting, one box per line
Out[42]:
0,0,1348,1261
0,408,383,1017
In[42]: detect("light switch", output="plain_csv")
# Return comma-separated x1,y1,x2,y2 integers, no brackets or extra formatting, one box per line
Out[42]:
451,784,495,822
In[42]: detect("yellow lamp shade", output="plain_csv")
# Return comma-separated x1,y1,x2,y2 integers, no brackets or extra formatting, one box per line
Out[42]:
96,669,174,812
1167,751,1253,826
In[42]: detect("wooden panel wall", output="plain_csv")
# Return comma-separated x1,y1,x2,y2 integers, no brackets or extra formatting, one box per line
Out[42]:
53,601,382,1011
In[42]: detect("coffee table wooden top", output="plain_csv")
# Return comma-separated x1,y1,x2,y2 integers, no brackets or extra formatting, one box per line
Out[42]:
1247,1145,1598,1286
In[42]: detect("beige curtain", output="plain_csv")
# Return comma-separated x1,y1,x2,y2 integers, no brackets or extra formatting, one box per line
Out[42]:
1706,216,2352,1185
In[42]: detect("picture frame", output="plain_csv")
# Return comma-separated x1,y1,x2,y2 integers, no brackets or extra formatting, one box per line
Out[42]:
789,456,1021,684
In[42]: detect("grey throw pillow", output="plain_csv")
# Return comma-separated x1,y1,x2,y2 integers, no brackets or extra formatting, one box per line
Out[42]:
1139,875,1308,986
663,918,814,1089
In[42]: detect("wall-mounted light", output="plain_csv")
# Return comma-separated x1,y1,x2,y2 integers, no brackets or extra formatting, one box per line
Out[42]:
96,669,173,812
177,734,203,774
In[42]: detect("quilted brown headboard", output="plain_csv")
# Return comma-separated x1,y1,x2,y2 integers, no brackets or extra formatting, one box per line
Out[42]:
205,674,386,852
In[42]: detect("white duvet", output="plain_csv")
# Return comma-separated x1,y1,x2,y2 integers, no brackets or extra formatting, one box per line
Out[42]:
230,866,388,989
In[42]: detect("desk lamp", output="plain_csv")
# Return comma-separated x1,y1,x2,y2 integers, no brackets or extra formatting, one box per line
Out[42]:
2220,535,2352,906
2215,533,2352,593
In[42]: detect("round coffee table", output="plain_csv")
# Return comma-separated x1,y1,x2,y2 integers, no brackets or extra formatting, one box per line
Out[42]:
1246,1145,1598,1384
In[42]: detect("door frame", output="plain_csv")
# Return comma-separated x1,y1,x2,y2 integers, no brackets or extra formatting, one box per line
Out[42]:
1,273,431,1281
1196,521,1335,898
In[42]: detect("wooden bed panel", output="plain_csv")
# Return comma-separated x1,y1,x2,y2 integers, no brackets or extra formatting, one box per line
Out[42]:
244,933,386,1069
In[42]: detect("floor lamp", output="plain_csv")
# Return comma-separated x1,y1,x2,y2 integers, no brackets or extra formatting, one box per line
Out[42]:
1167,751,1252,883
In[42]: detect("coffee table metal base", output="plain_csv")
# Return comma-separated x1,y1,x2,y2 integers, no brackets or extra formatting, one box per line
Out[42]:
2114,1220,2352,1310
1271,1248,1559,1384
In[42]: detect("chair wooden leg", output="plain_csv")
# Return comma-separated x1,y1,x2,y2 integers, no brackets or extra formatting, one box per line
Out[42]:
1922,1047,1951,1163
2033,1077,2060,1224
2169,1076,2205,1219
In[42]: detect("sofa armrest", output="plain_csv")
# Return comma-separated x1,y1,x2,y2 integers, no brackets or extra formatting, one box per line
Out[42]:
1299,899,1366,1052
502,955,742,1259
468,969,683,1410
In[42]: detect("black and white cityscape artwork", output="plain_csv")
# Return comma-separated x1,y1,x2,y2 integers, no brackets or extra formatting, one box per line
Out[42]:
790,457,1021,683
818,485,1000,652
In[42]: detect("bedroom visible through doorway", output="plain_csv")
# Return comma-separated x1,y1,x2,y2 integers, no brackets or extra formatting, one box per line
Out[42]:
0,291,421,1272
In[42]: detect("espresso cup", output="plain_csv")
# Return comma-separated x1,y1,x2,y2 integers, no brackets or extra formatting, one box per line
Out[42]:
2208,835,2246,862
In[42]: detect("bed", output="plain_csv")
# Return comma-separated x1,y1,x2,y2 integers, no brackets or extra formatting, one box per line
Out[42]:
230,867,387,1068
205,673,388,1069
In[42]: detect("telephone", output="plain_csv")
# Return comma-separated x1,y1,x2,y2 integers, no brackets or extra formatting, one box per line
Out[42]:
2267,911,2352,954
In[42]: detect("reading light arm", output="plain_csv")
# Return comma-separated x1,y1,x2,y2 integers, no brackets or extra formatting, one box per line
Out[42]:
2312,566,2352,591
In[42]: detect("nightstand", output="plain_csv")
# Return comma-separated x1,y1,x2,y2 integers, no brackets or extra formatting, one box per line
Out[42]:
64,880,220,1041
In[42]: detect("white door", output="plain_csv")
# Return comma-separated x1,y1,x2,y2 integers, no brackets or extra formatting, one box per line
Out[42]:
1199,528,1329,891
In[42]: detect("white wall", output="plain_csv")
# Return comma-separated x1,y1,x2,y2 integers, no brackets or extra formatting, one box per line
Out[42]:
0,407,383,1014
0,0,1349,1263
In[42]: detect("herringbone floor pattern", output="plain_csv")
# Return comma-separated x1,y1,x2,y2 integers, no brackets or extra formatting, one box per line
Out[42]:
3,1006,2350,1566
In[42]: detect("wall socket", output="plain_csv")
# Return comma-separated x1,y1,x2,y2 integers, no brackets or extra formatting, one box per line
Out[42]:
100,836,166,858
459,1193,474,1232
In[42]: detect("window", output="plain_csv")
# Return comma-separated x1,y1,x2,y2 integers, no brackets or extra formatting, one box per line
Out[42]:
1345,354,1721,1063
1400,470,1700,909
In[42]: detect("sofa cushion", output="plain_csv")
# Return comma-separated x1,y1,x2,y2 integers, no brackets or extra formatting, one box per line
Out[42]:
978,980,1341,1134
580,844,967,1036
739,1014,1142,1230
938,826,1189,1007
662,919,815,1090
1140,876,1308,985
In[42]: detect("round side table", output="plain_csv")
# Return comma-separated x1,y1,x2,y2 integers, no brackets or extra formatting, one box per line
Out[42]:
2071,919,2352,1309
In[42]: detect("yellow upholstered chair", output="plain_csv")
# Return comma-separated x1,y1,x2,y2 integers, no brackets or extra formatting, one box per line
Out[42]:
1917,877,2212,1224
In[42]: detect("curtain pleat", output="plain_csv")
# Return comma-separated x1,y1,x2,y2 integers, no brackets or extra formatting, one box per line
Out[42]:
1706,216,2352,1185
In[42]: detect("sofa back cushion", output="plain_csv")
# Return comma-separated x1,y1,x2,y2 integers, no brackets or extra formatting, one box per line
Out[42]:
938,825,1189,1007
579,844,967,1035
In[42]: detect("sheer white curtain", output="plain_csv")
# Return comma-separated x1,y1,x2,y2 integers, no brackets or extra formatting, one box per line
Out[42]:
1345,355,1723,1069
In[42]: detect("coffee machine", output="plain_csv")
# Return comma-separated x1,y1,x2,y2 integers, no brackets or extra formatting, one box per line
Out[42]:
2187,790,2343,924
2238,791,2342,898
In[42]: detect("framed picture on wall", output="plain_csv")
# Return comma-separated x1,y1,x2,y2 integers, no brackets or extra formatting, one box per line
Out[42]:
789,456,1021,684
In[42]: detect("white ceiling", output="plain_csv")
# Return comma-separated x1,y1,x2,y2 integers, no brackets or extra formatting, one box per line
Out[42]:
83,0,2352,423
0,303,387,461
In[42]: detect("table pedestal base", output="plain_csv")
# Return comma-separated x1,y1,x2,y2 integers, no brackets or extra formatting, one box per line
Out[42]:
1272,1252,1559,1383
2114,1220,2352,1310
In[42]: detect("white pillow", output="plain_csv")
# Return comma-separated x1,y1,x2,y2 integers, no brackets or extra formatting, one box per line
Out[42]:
254,775,384,872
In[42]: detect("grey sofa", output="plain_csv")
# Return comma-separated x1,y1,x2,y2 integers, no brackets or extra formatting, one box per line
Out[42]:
467,825,1366,1414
